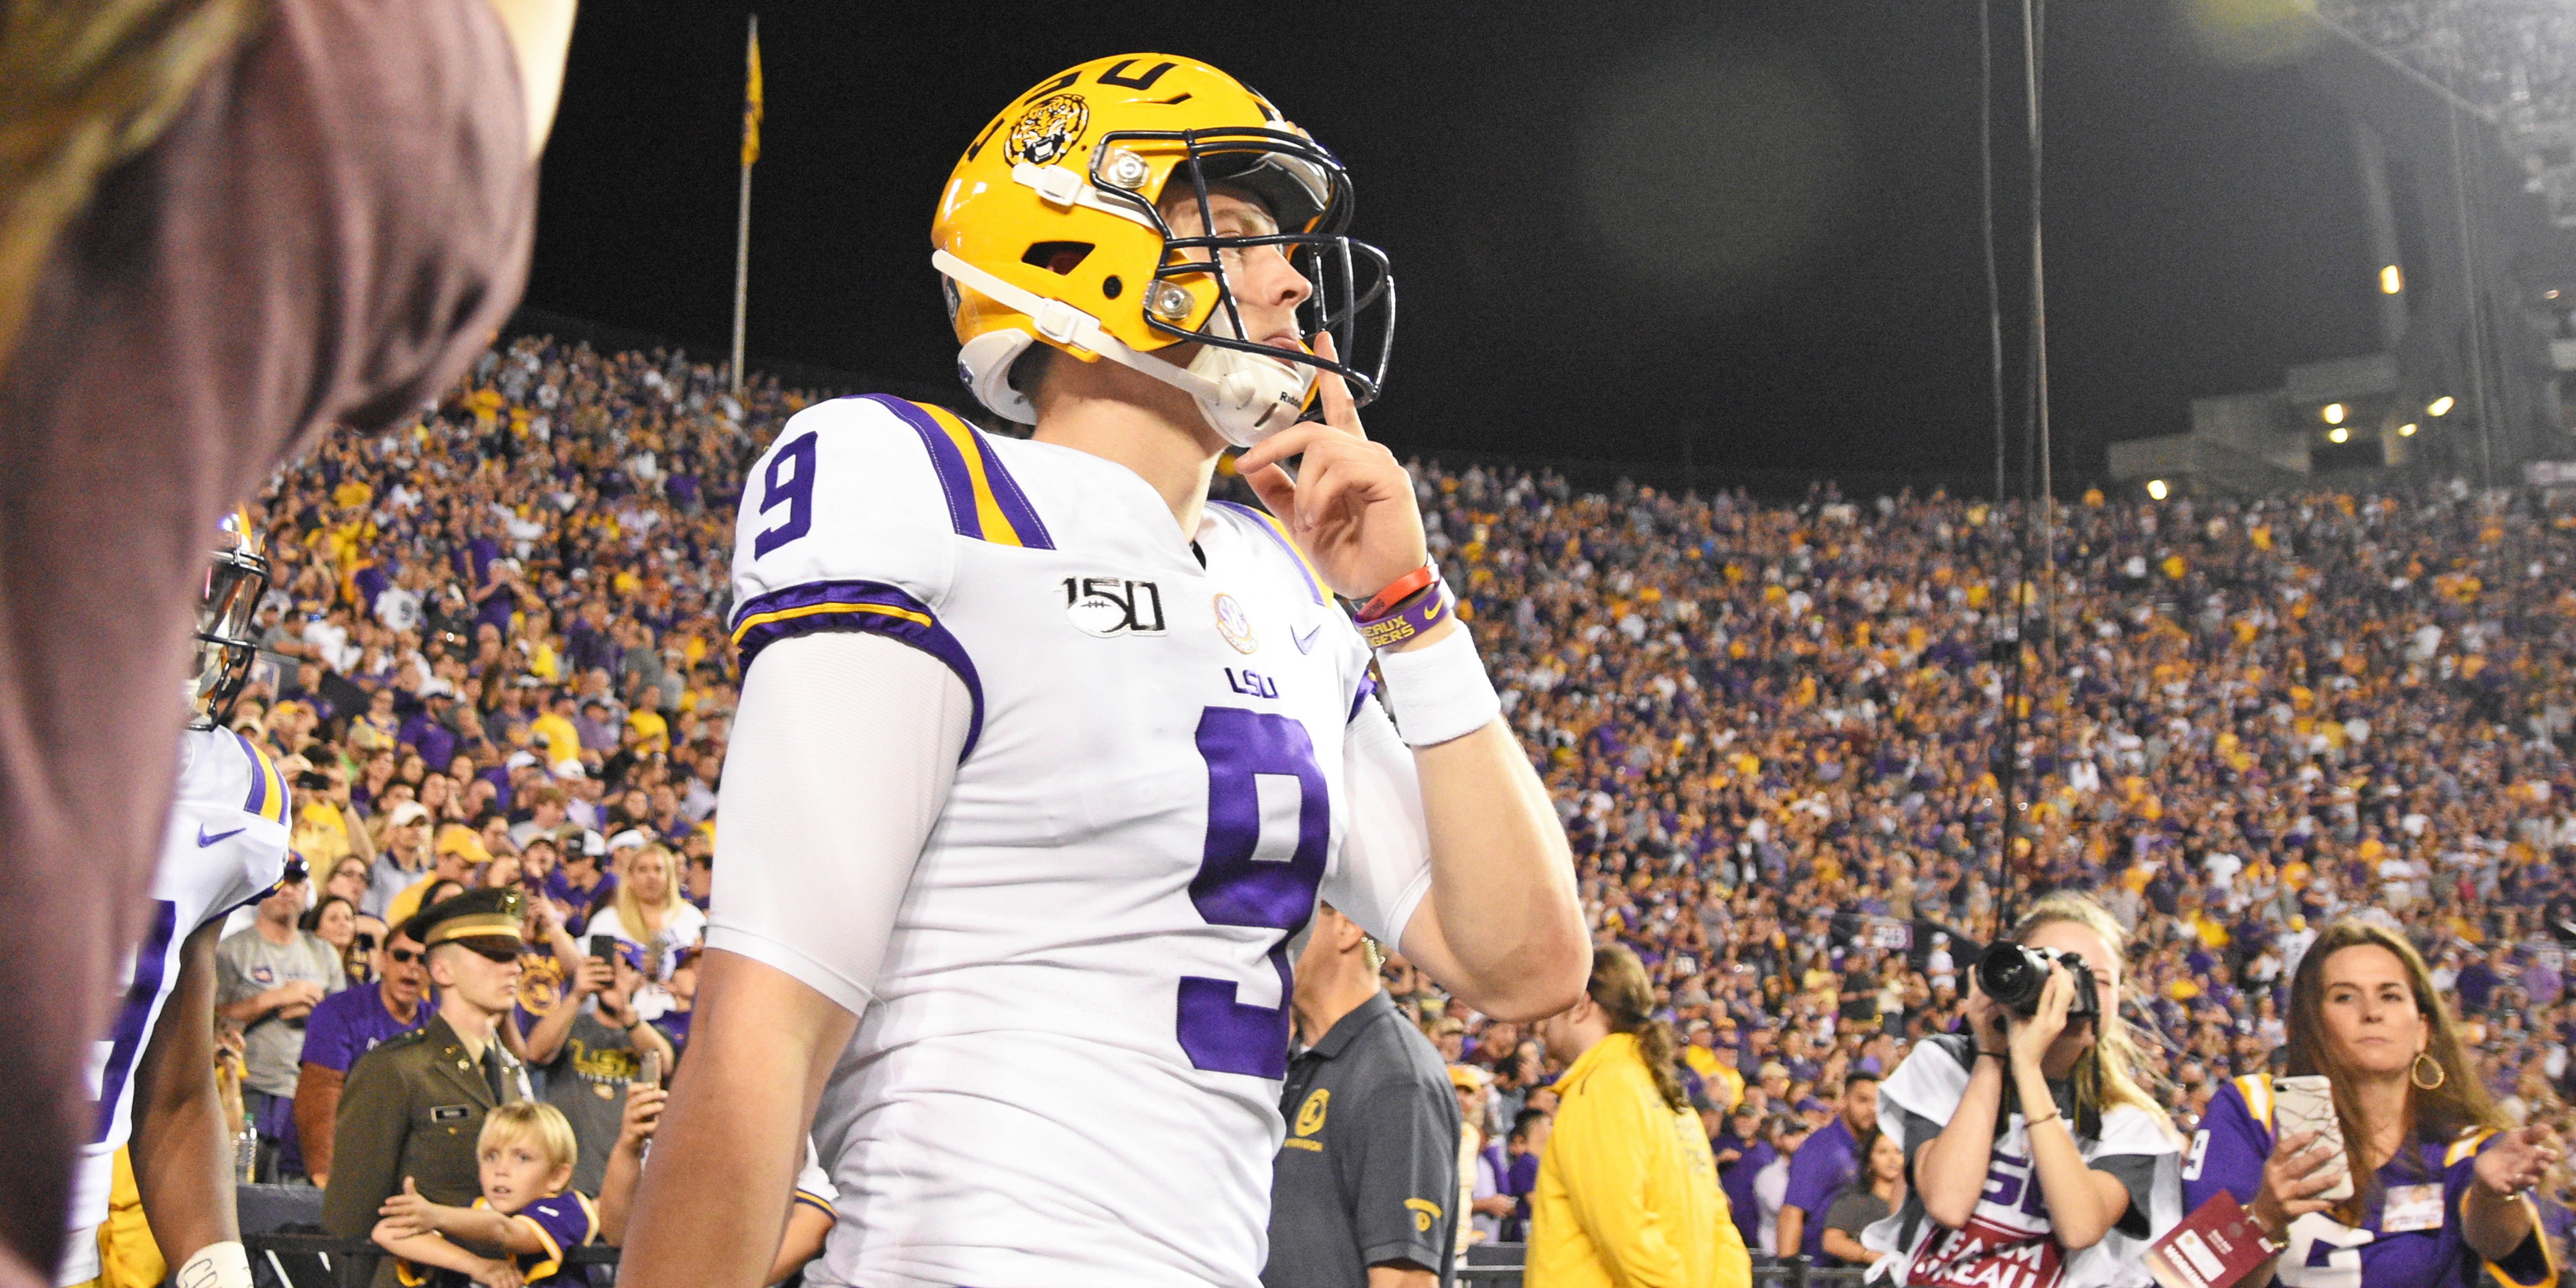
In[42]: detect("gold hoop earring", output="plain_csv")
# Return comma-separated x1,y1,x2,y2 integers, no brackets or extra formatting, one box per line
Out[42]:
2411,1052,2446,1091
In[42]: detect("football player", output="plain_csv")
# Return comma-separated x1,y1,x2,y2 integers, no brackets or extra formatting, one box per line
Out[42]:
624,55,1589,1288
57,515,291,1288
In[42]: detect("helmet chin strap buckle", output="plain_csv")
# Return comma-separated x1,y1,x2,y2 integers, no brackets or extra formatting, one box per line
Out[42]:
935,248,1311,449
1033,301,1086,345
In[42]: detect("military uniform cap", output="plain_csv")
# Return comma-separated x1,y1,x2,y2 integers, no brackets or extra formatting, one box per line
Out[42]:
403,885,526,949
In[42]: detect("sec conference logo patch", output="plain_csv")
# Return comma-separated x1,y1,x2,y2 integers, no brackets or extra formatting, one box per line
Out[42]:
1213,593,1258,654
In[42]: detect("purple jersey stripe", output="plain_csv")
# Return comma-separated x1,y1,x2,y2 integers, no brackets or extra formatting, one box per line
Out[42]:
731,580,985,762
860,393,985,541
1209,500,1327,605
229,730,270,818
1348,673,1377,722
957,423,1056,550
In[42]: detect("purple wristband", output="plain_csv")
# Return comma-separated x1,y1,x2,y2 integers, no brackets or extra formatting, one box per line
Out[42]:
1356,577,1453,650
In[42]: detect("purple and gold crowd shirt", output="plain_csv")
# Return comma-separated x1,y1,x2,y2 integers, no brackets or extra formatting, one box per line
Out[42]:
300,980,433,1075
2183,1075,2555,1288
394,1190,597,1287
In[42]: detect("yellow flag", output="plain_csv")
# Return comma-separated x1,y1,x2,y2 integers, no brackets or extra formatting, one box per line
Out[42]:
741,18,763,166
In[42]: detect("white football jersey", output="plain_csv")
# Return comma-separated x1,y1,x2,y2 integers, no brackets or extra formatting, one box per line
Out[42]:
711,395,1436,1288
57,728,290,1286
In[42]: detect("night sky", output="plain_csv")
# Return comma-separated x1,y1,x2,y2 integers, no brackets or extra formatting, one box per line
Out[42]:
524,1,2382,495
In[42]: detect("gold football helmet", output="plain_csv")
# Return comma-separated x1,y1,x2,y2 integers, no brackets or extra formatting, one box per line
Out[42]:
187,509,268,730
934,54,1393,447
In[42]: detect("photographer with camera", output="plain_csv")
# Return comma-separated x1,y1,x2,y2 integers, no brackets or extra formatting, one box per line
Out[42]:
1864,894,2182,1288
2182,920,2561,1288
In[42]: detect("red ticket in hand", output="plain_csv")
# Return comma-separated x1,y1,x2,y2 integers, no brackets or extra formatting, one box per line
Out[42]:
2145,1192,2277,1288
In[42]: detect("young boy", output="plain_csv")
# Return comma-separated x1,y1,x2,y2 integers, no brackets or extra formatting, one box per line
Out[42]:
372,1102,598,1288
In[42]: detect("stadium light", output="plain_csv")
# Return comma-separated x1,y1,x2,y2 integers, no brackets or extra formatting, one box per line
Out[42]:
2429,396,2455,416
2329,426,2350,443
2399,422,2418,437
2323,403,2346,425
2146,479,2169,501
2381,265,2403,294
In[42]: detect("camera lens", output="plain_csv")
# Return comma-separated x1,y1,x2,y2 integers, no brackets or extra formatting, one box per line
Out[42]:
1976,942,2050,1015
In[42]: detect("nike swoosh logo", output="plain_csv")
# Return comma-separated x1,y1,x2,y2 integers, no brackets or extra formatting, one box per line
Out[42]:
197,824,245,847
1293,624,1322,654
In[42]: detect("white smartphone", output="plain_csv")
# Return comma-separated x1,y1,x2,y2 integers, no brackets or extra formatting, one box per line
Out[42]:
2271,1075,2354,1202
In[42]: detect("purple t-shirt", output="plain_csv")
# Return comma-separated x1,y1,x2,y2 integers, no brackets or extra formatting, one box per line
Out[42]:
297,980,430,1074
1727,1139,1776,1249
1784,1116,1862,1258
2184,1078,2552,1288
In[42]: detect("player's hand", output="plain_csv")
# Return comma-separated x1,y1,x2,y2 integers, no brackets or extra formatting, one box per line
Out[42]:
2476,1125,2562,1197
2250,1129,2345,1236
617,1082,668,1153
378,1177,441,1236
1233,332,1428,602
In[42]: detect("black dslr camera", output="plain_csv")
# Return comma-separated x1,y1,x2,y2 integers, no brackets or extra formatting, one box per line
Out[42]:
1975,941,2099,1021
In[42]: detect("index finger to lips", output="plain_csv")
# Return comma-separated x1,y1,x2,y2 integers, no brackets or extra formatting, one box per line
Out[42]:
1309,332,1364,440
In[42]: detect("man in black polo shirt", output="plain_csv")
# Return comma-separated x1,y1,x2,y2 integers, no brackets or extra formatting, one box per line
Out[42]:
1266,903,1460,1288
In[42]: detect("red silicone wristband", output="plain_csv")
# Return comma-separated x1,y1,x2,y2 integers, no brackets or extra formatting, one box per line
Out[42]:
1360,564,1439,619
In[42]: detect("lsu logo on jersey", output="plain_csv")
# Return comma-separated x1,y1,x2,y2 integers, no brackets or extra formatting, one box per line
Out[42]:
1062,576,1166,638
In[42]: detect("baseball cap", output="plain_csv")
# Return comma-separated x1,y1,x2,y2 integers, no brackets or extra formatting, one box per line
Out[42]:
434,824,492,865
607,829,648,853
387,801,431,829
504,750,539,771
1447,1065,1483,1092
552,759,587,780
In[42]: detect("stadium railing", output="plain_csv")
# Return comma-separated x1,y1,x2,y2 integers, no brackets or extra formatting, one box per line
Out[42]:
237,1187,1871,1287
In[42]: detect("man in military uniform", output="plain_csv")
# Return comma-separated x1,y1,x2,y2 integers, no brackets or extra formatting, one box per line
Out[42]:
321,888,531,1286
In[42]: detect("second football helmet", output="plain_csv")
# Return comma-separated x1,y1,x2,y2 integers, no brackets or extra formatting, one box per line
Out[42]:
187,509,267,730
934,54,1394,447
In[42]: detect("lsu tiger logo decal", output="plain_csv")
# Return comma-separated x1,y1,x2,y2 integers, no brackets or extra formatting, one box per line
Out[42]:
1006,93,1089,167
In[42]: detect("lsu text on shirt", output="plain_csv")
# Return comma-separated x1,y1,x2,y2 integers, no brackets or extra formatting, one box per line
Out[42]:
711,396,1436,1288
1864,1035,2183,1288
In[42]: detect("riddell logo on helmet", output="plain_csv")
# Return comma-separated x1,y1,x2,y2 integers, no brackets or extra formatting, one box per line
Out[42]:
1006,94,1088,167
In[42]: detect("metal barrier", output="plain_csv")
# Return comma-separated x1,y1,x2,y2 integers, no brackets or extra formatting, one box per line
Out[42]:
240,1199,1874,1287
1755,1256,1872,1288
242,1232,619,1288
1445,1249,1871,1287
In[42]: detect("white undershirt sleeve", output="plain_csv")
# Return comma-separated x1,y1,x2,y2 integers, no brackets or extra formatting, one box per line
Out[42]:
1322,694,1436,952
703,631,971,1015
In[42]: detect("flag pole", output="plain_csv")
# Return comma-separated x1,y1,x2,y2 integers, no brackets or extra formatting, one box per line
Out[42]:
731,13,760,396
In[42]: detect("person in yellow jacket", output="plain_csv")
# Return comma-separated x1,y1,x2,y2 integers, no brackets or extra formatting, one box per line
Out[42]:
1528,945,1750,1288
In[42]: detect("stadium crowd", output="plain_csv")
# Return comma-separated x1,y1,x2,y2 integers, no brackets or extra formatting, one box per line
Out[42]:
217,330,2576,1267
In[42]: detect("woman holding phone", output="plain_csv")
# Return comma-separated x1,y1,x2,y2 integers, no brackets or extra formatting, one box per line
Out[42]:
2183,920,2562,1288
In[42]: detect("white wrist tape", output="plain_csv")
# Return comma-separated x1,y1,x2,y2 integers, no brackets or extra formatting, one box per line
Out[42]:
175,1240,253,1288
1373,623,1501,747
